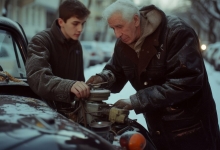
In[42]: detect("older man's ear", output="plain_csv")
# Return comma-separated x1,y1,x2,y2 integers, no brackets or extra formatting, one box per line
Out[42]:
133,14,140,27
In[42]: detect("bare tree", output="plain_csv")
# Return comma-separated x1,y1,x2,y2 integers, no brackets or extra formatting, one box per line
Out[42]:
2,0,10,17
171,0,220,43
191,0,220,43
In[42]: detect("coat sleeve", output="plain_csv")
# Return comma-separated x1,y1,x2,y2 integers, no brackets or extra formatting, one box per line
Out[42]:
25,34,75,103
103,42,128,93
130,27,205,114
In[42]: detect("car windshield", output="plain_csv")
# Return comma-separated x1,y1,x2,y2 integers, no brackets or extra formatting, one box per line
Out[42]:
0,29,26,79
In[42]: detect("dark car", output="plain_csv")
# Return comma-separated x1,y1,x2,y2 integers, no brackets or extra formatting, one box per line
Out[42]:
0,95,116,150
0,16,156,150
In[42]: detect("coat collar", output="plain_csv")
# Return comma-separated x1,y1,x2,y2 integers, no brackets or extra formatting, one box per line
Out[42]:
118,5,166,76
137,26,161,75
129,8,162,55
120,27,161,76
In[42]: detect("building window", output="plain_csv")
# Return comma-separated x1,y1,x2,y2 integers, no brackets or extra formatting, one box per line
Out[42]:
46,11,56,28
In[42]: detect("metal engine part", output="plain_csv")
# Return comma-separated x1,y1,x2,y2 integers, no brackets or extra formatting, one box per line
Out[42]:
71,85,138,144
75,87,129,126
77,100,111,124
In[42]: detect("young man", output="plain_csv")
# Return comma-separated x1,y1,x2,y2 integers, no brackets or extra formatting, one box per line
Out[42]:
26,0,90,118
86,0,220,149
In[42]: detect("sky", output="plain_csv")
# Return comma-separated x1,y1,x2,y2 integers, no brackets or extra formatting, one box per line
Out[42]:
84,60,220,129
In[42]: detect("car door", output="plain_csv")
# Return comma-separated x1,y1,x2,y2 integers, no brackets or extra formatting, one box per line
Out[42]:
0,17,28,80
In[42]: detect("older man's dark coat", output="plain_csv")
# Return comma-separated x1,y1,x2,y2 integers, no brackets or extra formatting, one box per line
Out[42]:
104,5,220,150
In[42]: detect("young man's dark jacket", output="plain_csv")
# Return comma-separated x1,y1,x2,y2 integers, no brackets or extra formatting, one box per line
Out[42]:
26,20,84,112
102,5,220,150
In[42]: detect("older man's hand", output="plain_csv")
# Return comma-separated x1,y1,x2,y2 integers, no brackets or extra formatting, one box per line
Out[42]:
86,75,104,84
113,99,133,110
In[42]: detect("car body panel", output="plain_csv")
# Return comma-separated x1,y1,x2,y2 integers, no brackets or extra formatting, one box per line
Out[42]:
0,95,116,150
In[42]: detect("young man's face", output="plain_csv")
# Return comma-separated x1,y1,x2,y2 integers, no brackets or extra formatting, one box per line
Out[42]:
108,12,140,44
58,16,87,40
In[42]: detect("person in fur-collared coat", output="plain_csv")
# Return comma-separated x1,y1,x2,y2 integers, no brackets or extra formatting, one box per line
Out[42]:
86,0,220,149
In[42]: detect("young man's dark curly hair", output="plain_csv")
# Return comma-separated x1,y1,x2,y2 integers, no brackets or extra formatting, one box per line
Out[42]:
59,0,90,22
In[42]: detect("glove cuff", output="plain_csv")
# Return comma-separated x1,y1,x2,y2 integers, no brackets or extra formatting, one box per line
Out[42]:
97,69,115,88
96,73,107,82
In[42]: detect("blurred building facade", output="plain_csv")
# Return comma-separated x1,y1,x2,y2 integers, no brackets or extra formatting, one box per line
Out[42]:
0,0,118,42
79,0,116,42
0,0,59,41
2,0,213,44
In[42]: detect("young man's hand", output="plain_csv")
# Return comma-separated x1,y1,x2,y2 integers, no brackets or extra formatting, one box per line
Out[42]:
86,75,103,84
113,99,133,110
71,81,90,98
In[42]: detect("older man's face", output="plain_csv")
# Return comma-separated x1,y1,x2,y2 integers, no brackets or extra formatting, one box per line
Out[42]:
108,13,140,44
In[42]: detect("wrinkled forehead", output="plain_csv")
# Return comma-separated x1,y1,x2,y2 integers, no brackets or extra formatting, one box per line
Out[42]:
107,12,127,26
108,12,123,20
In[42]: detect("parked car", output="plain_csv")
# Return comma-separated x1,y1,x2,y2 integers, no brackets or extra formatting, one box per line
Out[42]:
211,43,220,71
97,42,115,62
213,51,220,71
81,41,105,66
0,22,26,79
82,48,90,69
204,42,220,65
0,17,156,150
0,94,117,150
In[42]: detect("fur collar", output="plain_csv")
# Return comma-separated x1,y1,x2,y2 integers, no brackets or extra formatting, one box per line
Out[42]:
129,8,162,57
